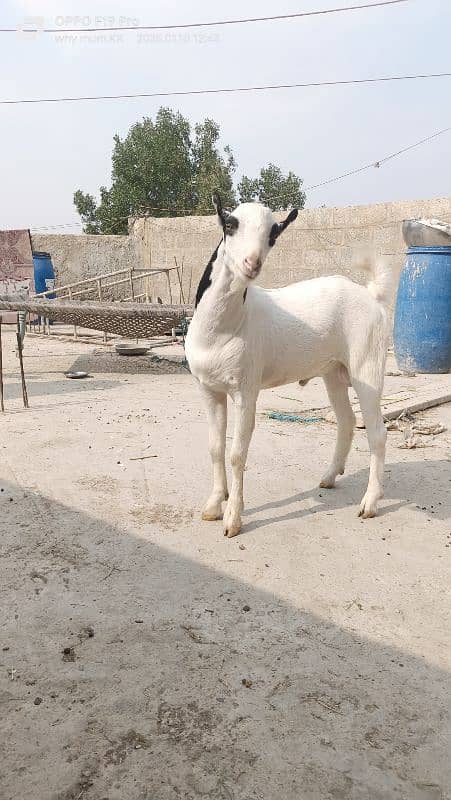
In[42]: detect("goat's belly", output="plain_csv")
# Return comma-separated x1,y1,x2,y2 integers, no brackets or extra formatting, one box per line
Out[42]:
261,366,325,390
261,343,337,389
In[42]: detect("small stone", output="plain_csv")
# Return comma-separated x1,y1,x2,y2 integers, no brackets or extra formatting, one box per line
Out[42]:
2,646,9,651
238,544,246,551
62,646,76,662
135,619,144,624
33,697,42,705
242,605,251,612
241,678,252,688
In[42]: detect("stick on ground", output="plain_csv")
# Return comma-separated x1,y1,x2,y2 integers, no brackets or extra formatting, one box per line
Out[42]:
16,332,29,409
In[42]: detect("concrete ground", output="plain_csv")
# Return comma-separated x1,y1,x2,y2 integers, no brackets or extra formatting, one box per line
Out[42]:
0,331,450,800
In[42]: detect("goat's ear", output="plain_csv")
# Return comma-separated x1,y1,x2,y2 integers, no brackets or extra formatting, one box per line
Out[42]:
269,208,298,246
212,192,223,218
279,208,298,233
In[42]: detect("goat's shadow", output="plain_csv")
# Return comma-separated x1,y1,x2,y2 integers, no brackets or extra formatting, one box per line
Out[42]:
241,458,450,533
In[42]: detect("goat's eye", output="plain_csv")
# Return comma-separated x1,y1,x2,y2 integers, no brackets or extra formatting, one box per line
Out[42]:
224,216,238,235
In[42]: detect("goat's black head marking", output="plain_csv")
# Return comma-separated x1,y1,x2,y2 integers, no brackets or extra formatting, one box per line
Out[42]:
195,243,219,308
212,192,239,237
269,207,298,247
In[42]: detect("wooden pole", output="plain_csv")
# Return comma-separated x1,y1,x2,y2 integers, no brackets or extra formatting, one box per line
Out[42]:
166,271,173,304
16,331,29,409
0,317,4,412
175,256,185,304
187,264,193,304
68,288,77,339
129,269,135,301
97,278,107,343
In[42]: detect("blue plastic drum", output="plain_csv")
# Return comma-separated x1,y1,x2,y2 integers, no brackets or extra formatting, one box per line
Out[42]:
394,246,451,373
32,251,55,297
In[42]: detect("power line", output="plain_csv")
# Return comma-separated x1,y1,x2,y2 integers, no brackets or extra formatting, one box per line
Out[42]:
4,1,410,34
2,72,450,106
304,124,451,190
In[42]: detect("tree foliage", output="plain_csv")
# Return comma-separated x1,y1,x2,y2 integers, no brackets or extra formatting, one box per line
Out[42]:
191,119,236,214
238,163,305,211
74,108,306,233
74,108,237,234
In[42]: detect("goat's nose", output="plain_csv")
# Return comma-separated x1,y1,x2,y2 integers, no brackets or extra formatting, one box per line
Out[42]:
244,255,262,271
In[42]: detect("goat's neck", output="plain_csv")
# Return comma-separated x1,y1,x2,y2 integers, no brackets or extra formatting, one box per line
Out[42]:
196,244,247,339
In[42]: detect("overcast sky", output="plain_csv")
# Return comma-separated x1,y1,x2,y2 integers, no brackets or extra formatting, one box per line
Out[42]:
1,0,450,232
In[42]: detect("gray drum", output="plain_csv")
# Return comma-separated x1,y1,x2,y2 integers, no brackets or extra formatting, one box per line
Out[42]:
402,218,451,247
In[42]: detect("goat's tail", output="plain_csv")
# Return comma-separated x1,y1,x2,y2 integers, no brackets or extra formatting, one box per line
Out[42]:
353,249,395,307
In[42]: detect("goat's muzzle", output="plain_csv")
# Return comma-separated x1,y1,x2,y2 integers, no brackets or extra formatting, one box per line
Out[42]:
243,255,262,279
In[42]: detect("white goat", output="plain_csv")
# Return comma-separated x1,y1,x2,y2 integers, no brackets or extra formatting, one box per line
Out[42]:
185,194,394,537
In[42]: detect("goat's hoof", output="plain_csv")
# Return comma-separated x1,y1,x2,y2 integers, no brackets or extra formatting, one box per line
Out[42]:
320,466,345,489
224,524,241,538
358,491,382,519
223,499,242,537
202,510,222,521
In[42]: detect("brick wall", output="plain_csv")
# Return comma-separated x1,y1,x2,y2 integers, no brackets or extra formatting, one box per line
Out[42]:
30,233,139,289
31,197,451,305
131,197,451,304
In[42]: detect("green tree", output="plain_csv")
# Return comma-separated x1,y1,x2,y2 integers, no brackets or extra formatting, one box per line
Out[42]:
74,107,236,234
236,175,259,204
238,163,305,211
192,118,236,213
73,190,101,234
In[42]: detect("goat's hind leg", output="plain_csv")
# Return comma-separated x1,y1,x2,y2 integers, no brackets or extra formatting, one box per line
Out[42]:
320,366,355,489
353,374,386,519
200,386,228,521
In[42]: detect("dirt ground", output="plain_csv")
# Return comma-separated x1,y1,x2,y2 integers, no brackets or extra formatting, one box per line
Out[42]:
1,330,450,800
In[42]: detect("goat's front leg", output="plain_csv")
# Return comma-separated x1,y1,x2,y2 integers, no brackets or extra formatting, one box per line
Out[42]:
223,392,257,538
200,386,228,521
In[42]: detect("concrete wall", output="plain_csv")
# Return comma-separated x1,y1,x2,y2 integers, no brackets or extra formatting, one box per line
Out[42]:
31,197,451,304
30,233,138,289
131,196,451,304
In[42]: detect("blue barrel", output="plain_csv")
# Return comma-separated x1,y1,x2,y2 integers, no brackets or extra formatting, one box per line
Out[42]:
394,246,451,373
32,251,55,297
